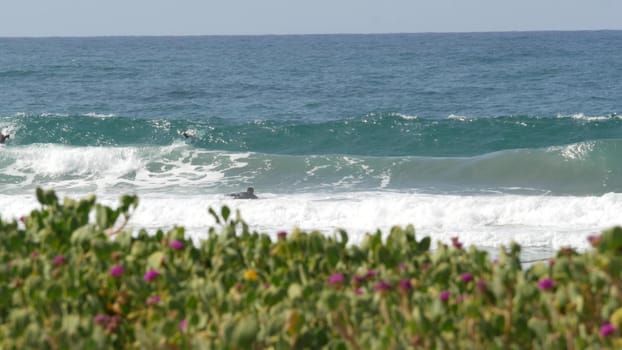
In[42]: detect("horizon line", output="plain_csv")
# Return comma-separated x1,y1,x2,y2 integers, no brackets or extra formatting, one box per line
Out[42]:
0,28,620,39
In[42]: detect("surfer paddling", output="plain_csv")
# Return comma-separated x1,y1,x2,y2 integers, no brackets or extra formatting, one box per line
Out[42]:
0,133,9,144
228,187,258,199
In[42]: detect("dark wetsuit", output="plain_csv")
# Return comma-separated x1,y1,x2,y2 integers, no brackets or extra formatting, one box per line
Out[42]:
0,134,9,144
228,187,258,199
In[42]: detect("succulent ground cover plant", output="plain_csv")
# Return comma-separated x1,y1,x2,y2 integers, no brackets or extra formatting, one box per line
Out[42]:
1,188,622,349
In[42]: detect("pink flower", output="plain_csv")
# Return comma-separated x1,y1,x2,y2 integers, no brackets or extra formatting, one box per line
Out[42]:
374,280,392,293
365,269,378,279
328,273,344,286
398,279,412,293
146,295,161,305
179,319,188,332
109,264,124,277
537,278,555,291
451,237,463,249
169,240,185,250
440,290,450,302
52,255,66,267
352,275,366,286
600,322,617,337
144,269,160,282
93,314,122,333
460,273,473,283
588,235,601,248
354,288,363,295
277,231,287,240
106,315,122,333
93,314,109,325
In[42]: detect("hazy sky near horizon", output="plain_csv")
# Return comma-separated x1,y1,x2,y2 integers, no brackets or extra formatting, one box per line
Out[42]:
1,0,620,37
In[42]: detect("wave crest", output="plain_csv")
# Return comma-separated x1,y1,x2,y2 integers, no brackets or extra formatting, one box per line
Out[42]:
0,139,621,195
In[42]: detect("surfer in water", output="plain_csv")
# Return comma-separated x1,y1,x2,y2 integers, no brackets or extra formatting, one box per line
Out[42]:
228,187,258,199
180,130,195,139
0,133,9,144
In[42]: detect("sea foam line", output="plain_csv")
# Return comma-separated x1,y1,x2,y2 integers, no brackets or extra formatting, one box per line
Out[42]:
1,191,620,253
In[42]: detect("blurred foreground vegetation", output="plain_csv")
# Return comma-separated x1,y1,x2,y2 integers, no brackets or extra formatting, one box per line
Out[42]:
1,189,622,349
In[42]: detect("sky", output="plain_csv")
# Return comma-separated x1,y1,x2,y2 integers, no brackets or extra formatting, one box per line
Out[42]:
0,0,621,37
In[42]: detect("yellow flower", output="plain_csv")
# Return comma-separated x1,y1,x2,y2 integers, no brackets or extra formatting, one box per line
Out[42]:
286,311,301,335
244,269,259,281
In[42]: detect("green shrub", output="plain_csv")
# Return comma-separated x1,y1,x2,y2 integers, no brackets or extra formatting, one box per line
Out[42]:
1,188,621,349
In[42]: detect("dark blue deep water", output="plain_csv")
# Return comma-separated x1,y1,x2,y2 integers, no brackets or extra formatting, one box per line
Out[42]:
2,32,621,121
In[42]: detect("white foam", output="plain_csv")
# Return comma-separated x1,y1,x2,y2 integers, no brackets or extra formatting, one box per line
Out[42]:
547,141,595,160
3,191,618,257
16,144,140,177
0,144,231,193
447,114,472,121
557,113,621,122
1,124,18,137
84,112,116,118
149,119,172,131
155,192,622,255
379,170,391,188
395,113,418,120
305,164,330,177
39,112,69,117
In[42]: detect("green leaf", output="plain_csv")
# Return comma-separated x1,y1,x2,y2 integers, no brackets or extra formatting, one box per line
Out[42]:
24,323,44,348
36,188,58,206
46,285,63,301
232,317,259,348
70,225,98,251
610,307,622,329
600,226,622,254
337,229,348,246
417,237,431,253
61,314,80,336
9,308,31,334
378,245,396,268
326,245,339,267
147,251,164,269
186,295,198,310
221,206,231,222
288,283,303,300
120,194,139,212
405,224,416,242
95,205,113,229
528,317,549,339
208,207,220,224
387,226,404,247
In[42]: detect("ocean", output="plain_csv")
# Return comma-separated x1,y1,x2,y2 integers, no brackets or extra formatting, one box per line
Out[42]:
1,31,621,262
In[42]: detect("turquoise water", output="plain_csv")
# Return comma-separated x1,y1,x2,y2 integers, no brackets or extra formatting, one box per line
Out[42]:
1,113,621,195
1,31,621,259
